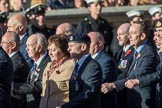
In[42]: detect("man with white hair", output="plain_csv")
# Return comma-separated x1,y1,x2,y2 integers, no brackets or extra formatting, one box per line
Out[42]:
13,33,51,108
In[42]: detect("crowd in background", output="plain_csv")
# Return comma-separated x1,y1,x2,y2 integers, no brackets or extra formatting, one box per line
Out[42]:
0,0,162,13
0,0,162,108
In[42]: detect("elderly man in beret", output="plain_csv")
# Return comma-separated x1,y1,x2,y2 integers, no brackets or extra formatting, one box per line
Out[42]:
57,33,102,108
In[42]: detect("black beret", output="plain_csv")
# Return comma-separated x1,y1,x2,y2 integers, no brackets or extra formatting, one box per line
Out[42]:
154,18,162,28
0,12,8,23
25,3,47,18
68,33,90,43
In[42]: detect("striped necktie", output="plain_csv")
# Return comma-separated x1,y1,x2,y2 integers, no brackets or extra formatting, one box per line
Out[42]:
30,63,37,80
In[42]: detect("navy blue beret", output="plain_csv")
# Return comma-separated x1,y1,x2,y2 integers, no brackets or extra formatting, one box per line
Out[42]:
68,33,90,43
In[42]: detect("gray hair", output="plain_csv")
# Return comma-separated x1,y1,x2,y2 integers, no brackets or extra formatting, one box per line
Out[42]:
35,33,47,51
5,31,20,47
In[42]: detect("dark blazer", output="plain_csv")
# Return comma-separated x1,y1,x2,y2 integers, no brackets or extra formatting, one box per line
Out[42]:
11,51,30,83
20,33,33,68
75,16,113,54
11,51,30,108
135,52,162,108
94,50,118,108
114,44,159,108
0,46,13,108
62,55,102,108
13,53,51,108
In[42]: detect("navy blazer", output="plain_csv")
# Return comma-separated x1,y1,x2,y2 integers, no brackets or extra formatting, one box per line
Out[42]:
94,50,117,82
94,50,118,108
134,52,162,108
0,47,13,108
114,44,159,108
20,33,33,68
13,53,51,108
62,55,102,108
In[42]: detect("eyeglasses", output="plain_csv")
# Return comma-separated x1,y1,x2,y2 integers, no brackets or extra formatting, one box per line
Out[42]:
1,41,12,45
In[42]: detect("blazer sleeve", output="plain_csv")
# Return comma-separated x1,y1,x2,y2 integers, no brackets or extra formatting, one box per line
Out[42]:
138,71,160,88
13,79,42,95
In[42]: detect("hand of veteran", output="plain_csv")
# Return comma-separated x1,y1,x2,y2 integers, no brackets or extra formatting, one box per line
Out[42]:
101,83,116,94
125,79,139,89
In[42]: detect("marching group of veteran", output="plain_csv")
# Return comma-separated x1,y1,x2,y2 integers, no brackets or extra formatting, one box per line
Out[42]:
1,0,162,108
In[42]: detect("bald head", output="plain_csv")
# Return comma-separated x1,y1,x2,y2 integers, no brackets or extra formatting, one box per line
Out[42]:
7,13,27,34
26,33,47,61
1,31,20,54
56,23,75,36
88,31,105,55
88,31,104,44
117,23,130,46
117,23,130,34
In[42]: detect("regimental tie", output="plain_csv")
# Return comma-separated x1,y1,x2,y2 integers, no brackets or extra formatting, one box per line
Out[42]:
30,63,37,81
133,50,138,60
71,62,79,91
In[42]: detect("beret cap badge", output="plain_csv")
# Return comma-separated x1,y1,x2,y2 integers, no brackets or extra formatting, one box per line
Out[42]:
69,36,73,41
156,21,162,27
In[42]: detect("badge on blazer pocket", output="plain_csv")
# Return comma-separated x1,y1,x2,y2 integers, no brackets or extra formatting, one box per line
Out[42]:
59,81,68,91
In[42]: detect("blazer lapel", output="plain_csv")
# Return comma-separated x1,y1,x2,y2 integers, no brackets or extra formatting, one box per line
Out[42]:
127,59,137,74
77,55,91,76
127,45,146,75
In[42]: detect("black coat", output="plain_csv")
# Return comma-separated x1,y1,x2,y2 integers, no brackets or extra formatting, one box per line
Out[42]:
0,47,13,108
28,24,53,40
11,51,30,108
75,16,113,54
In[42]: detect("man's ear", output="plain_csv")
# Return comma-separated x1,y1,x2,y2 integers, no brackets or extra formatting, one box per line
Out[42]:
141,33,146,40
18,25,24,31
81,43,87,51
36,45,43,53
11,42,16,49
